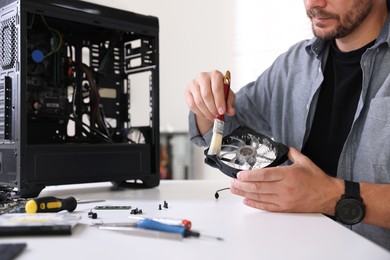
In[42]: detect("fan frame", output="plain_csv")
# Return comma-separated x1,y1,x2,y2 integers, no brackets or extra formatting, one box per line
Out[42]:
204,126,289,178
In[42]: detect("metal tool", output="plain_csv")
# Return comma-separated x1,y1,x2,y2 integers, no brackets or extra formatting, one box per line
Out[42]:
77,199,106,204
99,225,183,240
99,219,223,241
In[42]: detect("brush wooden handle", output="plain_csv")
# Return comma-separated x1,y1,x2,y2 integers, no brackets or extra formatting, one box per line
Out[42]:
216,71,231,121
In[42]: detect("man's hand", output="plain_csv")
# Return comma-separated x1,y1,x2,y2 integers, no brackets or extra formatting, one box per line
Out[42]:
230,147,344,215
185,70,236,135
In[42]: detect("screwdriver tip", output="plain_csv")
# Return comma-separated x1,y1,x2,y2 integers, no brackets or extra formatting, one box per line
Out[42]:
201,234,224,241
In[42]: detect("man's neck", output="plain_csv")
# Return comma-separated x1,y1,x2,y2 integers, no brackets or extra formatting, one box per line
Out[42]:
336,5,388,52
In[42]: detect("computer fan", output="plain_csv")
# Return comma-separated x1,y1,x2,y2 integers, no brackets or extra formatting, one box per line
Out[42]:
204,126,289,178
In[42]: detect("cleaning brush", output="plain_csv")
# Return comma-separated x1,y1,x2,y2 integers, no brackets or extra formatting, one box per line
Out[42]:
207,70,231,156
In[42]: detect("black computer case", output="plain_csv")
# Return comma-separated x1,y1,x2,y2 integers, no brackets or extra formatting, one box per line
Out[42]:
0,0,160,197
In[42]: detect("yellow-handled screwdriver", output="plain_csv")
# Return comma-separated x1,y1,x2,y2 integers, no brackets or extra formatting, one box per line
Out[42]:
25,196,77,213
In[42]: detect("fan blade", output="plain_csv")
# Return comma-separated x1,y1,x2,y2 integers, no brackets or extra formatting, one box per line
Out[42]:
229,156,238,164
221,144,240,150
256,151,276,161
219,151,237,157
250,135,259,149
229,136,246,146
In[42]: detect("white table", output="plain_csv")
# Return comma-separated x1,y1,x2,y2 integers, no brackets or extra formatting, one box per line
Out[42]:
2,180,390,260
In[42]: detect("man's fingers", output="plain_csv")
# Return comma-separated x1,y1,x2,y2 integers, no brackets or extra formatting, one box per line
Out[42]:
230,178,281,194
229,188,282,211
186,78,215,121
210,70,227,115
185,70,234,120
287,147,302,163
236,167,286,182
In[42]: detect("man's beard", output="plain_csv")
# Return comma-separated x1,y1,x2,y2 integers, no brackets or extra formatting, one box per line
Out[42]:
306,0,372,40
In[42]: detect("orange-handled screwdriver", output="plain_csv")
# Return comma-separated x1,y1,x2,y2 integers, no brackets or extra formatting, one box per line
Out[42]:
25,196,77,213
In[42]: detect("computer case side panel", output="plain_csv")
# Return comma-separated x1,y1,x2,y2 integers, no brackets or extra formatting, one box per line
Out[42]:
0,0,22,193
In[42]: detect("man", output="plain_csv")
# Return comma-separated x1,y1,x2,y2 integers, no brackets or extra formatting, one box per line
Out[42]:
185,0,390,250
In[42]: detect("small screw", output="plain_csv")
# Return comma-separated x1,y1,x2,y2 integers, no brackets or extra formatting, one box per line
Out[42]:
88,210,98,219
130,208,143,215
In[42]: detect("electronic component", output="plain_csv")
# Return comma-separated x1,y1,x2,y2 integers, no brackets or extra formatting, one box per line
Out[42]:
0,243,27,259
204,126,289,178
0,212,80,235
94,206,131,210
0,0,160,197
0,200,26,215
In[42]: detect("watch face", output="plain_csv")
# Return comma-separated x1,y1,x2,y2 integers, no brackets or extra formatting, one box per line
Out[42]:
336,198,366,225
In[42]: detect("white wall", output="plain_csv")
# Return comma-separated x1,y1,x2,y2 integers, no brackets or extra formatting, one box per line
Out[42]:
232,1,313,89
82,0,312,180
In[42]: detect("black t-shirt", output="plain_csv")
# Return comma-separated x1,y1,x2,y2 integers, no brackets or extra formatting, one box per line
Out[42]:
302,40,375,177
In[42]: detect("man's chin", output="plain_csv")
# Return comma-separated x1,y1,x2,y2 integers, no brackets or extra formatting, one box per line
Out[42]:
312,27,337,41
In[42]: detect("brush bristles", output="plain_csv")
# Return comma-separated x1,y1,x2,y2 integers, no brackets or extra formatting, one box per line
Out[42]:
207,119,224,155
208,132,223,155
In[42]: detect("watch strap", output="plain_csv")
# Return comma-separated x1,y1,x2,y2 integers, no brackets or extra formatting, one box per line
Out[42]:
344,180,361,200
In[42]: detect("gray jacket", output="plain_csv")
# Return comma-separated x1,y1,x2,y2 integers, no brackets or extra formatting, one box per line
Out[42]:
189,14,390,250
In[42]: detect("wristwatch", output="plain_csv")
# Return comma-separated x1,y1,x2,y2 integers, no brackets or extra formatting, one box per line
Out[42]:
335,180,366,225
